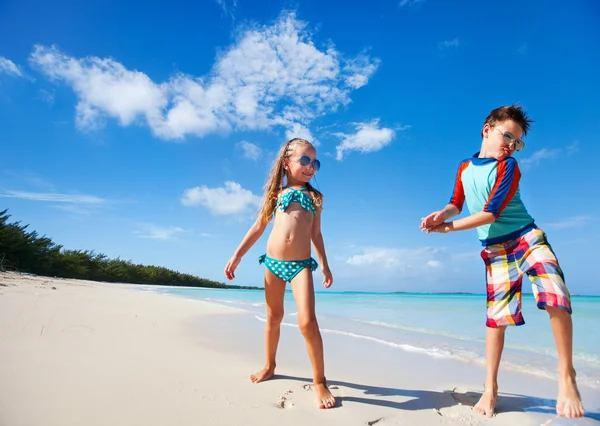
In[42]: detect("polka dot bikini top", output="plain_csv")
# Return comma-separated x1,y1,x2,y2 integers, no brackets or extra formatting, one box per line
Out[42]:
276,186,316,216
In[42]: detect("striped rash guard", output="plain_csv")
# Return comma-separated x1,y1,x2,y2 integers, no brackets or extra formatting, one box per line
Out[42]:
449,153,536,246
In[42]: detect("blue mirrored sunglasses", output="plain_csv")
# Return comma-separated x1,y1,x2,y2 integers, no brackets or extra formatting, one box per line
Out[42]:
297,155,321,171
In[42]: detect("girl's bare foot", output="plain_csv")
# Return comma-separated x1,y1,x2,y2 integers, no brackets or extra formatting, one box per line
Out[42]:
473,383,497,418
249,366,275,383
557,374,585,418
314,382,336,409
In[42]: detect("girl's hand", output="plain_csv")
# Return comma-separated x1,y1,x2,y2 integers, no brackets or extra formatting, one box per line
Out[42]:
224,256,241,280
321,266,333,288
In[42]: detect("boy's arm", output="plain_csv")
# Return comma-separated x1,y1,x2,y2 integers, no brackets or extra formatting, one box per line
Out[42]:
311,209,333,288
224,217,269,280
429,211,495,233
430,158,521,234
442,204,461,220
421,161,468,231
420,203,461,229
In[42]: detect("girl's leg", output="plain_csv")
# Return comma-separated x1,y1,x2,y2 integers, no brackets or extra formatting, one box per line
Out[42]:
290,268,335,409
250,270,286,383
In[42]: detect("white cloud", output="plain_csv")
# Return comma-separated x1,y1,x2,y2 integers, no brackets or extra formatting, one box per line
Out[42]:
215,0,237,17
38,88,55,104
399,0,425,6
134,224,186,241
29,13,379,141
2,171,56,191
343,53,381,89
520,148,561,169
335,120,395,160
426,260,441,268
29,45,168,132
520,143,578,169
236,140,262,160
346,248,405,269
285,123,317,146
181,181,261,215
344,245,481,275
53,204,97,216
517,43,528,55
0,57,23,77
545,215,592,230
346,246,444,274
450,251,479,262
0,190,105,204
566,141,579,155
439,38,459,49
338,244,482,289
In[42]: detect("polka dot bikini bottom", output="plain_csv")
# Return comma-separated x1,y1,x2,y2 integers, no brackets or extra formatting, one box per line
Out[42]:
258,254,318,283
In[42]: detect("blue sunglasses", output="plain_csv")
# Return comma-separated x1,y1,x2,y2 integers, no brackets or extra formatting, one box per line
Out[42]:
296,155,321,171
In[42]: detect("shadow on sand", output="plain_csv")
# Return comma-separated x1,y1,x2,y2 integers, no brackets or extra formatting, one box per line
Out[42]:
271,374,599,421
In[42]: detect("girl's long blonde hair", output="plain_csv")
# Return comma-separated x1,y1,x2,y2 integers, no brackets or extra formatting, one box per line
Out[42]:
258,138,323,223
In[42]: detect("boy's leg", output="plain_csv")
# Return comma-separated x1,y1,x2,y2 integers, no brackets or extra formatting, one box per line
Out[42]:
250,269,286,383
474,325,506,417
546,307,584,418
522,229,584,417
476,241,524,417
290,268,336,409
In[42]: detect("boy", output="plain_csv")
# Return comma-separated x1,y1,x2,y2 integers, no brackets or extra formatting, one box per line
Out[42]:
420,105,584,418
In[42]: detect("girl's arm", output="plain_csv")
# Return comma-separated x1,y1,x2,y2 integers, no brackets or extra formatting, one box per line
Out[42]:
311,210,333,288
224,217,269,280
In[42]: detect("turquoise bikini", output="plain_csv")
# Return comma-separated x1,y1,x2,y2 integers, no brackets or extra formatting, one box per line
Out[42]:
276,186,317,216
259,186,319,282
259,254,318,282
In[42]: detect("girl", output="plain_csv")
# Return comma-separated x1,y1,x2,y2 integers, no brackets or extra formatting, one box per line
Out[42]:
224,137,336,409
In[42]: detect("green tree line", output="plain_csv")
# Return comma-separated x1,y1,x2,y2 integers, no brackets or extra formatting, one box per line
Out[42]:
0,209,259,290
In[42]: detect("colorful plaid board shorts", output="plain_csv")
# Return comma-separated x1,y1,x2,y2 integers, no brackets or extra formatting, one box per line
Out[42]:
481,227,571,328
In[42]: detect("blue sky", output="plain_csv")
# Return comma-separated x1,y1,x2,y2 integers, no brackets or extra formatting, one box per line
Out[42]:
1,0,599,294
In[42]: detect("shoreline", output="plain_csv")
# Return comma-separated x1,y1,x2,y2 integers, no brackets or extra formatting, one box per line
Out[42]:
11,272,598,297
1,272,598,425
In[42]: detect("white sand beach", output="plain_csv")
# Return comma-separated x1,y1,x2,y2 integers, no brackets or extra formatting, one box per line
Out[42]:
0,272,598,426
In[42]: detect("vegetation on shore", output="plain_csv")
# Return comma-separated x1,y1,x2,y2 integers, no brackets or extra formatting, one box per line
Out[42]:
0,209,260,290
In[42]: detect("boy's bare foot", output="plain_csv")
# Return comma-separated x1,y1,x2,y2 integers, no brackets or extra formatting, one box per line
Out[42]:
249,366,275,383
314,382,336,409
473,383,497,418
557,373,585,418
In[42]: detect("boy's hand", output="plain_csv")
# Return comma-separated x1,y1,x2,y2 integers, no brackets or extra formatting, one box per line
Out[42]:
428,222,453,234
420,210,445,231
224,256,241,280
321,266,333,288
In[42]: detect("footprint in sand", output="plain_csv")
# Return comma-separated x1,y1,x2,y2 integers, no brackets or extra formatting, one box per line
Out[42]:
277,389,294,408
450,387,482,407
436,387,489,423
302,383,342,406
366,417,386,425
302,383,340,392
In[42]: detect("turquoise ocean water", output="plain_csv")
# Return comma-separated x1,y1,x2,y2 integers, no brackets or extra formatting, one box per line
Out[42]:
146,286,599,390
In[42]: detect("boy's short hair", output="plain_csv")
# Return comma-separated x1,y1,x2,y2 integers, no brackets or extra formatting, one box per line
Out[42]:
481,104,534,137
